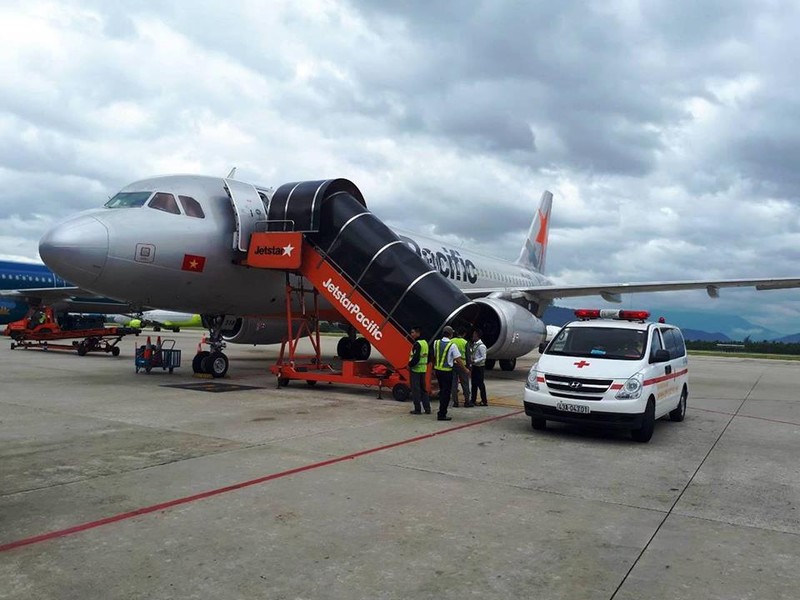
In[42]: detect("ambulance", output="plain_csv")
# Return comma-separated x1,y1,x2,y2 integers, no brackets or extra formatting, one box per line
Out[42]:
523,309,688,443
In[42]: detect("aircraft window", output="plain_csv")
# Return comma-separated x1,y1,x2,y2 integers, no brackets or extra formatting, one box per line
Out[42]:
105,191,153,208
149,192,181,215
178,196,205,219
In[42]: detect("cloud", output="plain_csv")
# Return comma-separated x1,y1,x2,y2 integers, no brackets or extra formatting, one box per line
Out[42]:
3,1,800,331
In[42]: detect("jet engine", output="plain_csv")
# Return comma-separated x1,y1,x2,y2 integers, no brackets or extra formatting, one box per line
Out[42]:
221,317,288,345
472,297,546,359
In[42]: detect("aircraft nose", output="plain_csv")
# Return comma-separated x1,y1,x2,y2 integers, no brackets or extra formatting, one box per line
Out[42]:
39,215,109,285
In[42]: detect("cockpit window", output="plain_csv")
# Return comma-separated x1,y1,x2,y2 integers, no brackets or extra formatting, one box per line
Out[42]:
178,195,205,218
105,191,153,208
148,192,181,215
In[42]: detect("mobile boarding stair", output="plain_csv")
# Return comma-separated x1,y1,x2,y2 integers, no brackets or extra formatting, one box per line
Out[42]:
236,178,477,400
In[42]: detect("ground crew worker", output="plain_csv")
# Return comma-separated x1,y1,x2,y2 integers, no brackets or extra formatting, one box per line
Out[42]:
408,326,431,415
469,328,488,406
450,328,471,407
432,325,469,421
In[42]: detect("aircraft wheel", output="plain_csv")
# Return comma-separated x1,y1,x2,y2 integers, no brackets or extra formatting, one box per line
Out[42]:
499,358,516,371
111,346,121,357
631,398,656,443
337,337,353,360
392,383,410,402
531,417,546,431
353,337,372,360
206,352,229,378
485,359,496,370
192,350,210,374
153,326,161,332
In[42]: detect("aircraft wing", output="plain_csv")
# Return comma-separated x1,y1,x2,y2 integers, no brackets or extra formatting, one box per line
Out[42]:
523,277,800,301
462,277,800,302
0,287,138,313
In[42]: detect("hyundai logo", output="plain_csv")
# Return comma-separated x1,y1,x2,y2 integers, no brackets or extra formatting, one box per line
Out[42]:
568,381,582,389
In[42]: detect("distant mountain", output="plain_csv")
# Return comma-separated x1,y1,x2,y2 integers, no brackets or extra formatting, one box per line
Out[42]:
774,333,800,343
680,329,730,342
541,305,769,342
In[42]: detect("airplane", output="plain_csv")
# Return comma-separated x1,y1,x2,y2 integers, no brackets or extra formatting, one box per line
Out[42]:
112,310,201,332
37,174,800,378
0,258,131,325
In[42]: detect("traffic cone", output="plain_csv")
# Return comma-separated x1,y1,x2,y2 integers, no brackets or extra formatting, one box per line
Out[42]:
156,335,162,349
144,336,152,360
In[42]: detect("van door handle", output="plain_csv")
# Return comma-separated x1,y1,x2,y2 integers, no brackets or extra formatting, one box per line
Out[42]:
665,365,672,375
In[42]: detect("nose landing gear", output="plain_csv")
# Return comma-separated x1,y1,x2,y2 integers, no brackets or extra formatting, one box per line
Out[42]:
193,315,230,378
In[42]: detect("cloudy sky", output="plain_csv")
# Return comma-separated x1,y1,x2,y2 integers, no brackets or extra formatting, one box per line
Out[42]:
3,0,800,333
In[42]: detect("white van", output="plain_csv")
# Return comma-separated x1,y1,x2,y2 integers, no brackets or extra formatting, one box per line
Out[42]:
523,309,688,443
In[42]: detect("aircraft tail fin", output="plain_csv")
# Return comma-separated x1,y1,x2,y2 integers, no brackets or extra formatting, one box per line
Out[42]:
515,190,553,273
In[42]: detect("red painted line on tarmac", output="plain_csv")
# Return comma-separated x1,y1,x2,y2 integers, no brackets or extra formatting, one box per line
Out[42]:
0,409,524,553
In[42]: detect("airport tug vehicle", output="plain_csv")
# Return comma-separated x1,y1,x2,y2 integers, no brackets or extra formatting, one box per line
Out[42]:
523,310,688,442
4,305,139,356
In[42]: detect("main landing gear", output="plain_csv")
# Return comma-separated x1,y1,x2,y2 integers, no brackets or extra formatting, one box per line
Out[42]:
193,314,230,378
336,327,372,360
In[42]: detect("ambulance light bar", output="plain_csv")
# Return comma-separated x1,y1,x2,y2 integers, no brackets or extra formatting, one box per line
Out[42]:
574,309,651,321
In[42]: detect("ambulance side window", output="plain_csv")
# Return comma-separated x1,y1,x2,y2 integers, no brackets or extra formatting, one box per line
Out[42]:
671,328,687,358
650,329,665,361
660,328,686,359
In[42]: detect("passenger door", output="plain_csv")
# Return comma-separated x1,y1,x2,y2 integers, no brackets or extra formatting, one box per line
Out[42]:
224,179,268,252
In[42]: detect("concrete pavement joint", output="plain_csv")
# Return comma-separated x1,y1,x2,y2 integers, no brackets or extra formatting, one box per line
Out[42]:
0,410,523,553
608,368,766,599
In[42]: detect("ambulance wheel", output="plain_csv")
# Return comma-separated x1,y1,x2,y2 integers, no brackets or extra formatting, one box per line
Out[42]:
485,359,496,370
392,383,410,402
337,337,353,359
206,352,229,378
670,387,687,422
631,398,656,443
531,417,546,430
353,337,372,360
192,351,210,374
499,358,516,371
77,342,88,356
111,346,120,357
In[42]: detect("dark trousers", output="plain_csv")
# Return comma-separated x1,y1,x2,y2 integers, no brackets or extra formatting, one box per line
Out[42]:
410,371,430,413
471,366,487,405
435,369,453,417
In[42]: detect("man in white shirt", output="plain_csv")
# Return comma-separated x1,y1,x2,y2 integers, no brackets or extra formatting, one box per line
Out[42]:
469,328,488,406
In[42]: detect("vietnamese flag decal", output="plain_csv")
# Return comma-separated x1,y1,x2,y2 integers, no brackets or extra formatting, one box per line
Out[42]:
181,254,206,272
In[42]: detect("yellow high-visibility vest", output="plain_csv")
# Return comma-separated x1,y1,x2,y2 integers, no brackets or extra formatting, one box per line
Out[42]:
434,339,455,372
410,339,428,373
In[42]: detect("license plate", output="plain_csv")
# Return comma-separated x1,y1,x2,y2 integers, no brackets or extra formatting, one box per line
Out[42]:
556,402,590,414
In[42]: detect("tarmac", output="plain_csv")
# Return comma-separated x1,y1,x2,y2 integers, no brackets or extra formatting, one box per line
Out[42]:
0,331,798,599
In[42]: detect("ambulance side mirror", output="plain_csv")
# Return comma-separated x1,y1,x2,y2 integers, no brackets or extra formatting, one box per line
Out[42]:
652,349,671,363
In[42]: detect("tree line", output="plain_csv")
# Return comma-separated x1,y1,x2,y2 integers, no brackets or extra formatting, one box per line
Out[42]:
686,339,800,355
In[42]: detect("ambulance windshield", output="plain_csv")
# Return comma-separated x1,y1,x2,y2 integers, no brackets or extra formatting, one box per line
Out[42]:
547,327,646,360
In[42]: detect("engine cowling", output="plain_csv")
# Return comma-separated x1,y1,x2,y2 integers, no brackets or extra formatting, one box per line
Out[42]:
221,317,288,345
472,298,546,359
